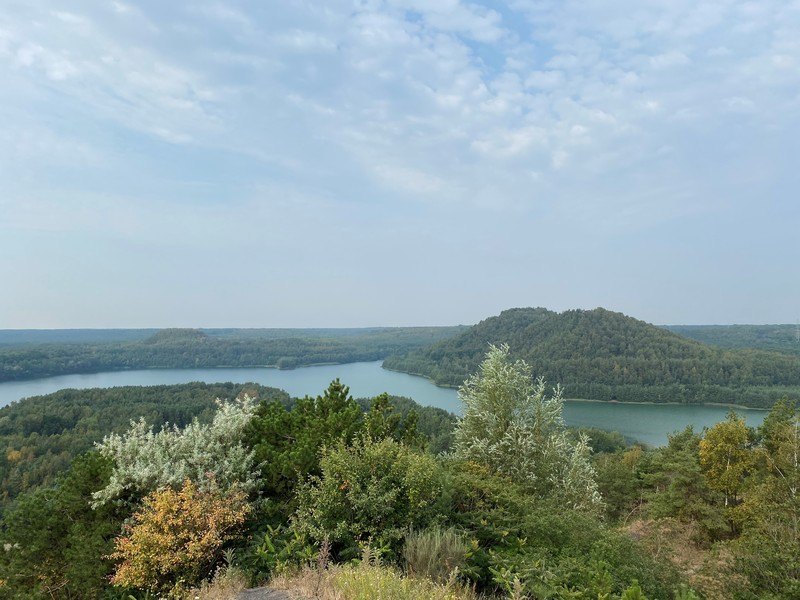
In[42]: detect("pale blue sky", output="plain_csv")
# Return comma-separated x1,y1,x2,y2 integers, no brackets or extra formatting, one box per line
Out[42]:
1,0,798,327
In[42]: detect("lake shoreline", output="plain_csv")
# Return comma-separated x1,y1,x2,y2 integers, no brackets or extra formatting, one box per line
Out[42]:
4,361,777,413
0,362,770,447
380,363,772,412
0,360,369,385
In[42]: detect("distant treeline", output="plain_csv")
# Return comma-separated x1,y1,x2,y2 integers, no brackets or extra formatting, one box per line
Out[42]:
0,326,466,382
383,307,800,408
665,323,800,357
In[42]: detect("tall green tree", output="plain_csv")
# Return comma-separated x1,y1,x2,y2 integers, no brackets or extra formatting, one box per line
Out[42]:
453,344,601,510
645,427,725,539
0,453,127,599
244,379,363,502
699,412,753,508
728,402,800,598
362,392,423,448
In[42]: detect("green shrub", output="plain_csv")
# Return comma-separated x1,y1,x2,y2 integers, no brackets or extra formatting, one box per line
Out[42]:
620,580,647,599
442,460,682,598
292,437,448,560
244,380,363,503
404,526,471,584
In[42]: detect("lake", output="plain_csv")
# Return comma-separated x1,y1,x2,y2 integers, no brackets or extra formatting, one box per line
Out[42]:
0,361,767,446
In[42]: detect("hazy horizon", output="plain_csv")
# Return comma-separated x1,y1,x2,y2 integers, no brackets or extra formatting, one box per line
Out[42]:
2,1,798,328
0,309,795,330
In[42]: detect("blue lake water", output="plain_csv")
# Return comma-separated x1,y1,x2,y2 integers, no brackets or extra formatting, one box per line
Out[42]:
0,361,767,446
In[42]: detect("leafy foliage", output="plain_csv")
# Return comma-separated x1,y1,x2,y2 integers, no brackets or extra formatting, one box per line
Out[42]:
244,379,364,503
110,479,250,596
12,367,800,599
453,344,601,510
726,401,800,598
0,452,126,599
594,446,646,520
93,396,259,505
643,427,727,540
0,382,288,508
293,437,448,560
443,460,681,598
699,412,752,508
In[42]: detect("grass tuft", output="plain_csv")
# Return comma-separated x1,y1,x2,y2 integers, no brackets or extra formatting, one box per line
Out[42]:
403,526,471,584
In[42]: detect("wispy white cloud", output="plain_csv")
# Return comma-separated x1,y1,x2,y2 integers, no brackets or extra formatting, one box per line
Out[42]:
1,0,798,325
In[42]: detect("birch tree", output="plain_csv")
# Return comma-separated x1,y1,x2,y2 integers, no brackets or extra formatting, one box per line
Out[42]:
699,412,752,507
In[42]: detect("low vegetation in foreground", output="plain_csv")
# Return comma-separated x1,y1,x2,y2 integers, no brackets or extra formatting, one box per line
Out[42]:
1,345,799,599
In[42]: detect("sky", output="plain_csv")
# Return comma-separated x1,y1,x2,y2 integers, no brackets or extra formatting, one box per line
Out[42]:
1,0,798,328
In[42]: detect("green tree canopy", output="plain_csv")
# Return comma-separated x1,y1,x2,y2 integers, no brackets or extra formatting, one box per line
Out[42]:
453,344,601,510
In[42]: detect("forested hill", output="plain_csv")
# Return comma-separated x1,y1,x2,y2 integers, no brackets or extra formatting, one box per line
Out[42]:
382,307,800,407
0,326,466,383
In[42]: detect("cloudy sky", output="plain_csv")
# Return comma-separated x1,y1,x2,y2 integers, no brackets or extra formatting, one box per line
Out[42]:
1,0,798,328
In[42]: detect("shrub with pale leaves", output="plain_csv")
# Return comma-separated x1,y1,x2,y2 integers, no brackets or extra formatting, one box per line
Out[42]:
93,396,258,506
454,344,601,510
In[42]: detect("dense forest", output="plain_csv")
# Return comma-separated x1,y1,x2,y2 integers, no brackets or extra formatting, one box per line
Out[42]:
383,308,800,408
0,383,455,510
0,325,465,382
0,383,287,507
2,347,798,599
666,324,800,356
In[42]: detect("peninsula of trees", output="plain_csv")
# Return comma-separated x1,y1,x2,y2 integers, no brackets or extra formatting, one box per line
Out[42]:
0,326,466,382
382,307,800,408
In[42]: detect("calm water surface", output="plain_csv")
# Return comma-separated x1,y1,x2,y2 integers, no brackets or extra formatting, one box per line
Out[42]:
0,361,766,446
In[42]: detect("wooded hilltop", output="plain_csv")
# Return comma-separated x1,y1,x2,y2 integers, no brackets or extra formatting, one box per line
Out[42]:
383,307,800,408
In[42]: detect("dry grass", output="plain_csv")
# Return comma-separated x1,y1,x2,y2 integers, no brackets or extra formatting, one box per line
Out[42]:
272,547,479,600
624,518,739,600
403,527,470,584
190,565,249,600
273,564,479,600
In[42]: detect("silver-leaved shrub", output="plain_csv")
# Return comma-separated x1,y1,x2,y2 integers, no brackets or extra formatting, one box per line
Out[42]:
454,344,602,510
92,396,258,506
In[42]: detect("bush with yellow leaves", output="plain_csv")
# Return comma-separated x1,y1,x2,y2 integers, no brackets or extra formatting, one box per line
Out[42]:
110,479,250,597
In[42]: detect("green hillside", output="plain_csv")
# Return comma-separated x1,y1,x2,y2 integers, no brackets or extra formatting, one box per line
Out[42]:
383,307,800,407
